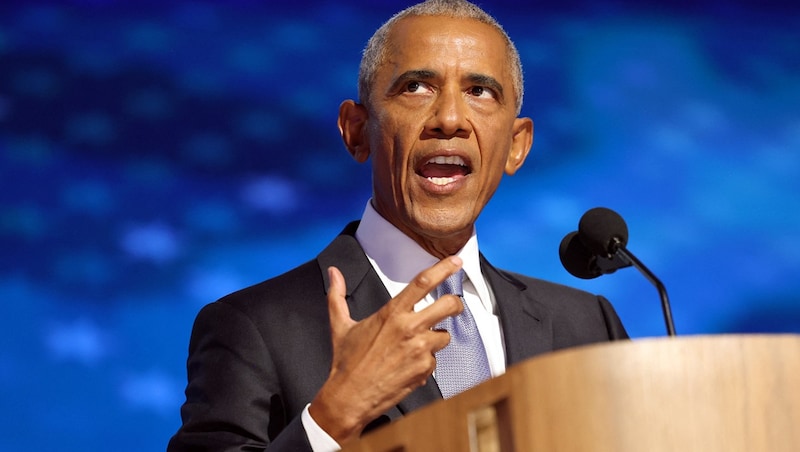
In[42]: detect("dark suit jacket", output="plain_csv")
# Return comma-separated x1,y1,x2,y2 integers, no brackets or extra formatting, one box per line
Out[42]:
168,223,628,451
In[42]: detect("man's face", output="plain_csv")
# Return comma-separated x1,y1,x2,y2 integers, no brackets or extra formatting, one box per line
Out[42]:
343,15,532,256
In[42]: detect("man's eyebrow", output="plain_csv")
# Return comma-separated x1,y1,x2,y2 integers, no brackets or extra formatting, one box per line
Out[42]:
466,73,504,99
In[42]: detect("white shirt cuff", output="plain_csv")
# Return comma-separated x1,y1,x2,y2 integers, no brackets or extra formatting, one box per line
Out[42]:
301,403,341,452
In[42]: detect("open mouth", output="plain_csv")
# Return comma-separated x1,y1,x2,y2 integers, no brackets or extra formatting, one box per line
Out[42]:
417,155,471,186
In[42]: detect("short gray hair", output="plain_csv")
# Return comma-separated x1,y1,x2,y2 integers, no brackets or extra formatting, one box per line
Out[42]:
358,0,525,114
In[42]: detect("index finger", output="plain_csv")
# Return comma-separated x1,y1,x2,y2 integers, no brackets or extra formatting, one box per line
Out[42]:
393,256,463,312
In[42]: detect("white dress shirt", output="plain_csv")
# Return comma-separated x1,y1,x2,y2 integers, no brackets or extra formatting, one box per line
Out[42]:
302,201,507,451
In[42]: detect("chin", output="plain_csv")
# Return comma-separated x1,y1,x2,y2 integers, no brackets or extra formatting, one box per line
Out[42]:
411,210,475,239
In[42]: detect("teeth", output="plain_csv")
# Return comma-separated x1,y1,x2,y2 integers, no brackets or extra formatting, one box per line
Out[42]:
428,176,457,186
427,155,466,166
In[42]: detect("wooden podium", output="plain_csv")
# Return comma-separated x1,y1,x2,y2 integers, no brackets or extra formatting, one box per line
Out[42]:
343,335,800,452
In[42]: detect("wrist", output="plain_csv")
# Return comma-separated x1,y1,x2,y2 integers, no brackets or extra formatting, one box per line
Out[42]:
309,386,367,445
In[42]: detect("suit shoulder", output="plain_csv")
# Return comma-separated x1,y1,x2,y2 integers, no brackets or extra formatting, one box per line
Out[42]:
493,267,629,340
495,267,600,304
212,259,325,315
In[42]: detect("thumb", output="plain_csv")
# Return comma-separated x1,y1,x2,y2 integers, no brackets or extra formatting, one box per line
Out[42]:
327,266,354,341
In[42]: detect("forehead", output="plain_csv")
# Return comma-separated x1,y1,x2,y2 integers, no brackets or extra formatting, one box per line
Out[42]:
381,15,511,81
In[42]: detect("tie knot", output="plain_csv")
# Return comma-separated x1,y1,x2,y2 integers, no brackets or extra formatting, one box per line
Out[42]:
436,269,465,298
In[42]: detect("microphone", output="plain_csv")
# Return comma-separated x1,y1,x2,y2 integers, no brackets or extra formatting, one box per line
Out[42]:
558,231,631,279
559,207,677,336
577,207,629,258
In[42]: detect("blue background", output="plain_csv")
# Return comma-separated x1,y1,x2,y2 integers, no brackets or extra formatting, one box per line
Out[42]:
1,0,798,450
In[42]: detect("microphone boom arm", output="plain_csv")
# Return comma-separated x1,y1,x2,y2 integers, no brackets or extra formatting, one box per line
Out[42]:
611,237,677,337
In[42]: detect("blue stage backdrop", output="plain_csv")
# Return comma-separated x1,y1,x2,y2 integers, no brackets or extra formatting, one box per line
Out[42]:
1,0,798,450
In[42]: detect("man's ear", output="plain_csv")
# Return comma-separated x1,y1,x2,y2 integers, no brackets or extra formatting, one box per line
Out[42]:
505,117,533,175
338,100,370,163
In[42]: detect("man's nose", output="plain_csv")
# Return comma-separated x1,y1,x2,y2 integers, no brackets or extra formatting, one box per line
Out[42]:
424,87,472,138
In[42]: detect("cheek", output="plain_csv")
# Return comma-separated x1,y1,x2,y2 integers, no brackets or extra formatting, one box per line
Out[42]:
477,135,513,176
376,130,416,176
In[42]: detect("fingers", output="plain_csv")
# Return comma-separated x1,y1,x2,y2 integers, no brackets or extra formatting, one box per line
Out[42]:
427,328,454,354
395,256,463,312
327,257,463,346
327,266,354,340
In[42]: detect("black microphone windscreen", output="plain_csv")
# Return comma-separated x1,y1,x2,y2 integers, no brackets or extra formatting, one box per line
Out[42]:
578,207,629,256
559,231,602,279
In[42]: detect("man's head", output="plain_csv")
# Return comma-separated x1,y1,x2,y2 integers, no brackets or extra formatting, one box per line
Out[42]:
359,0,525,115
339,0,533,258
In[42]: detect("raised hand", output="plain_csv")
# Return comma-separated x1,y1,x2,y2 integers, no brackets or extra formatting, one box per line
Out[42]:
308,256,465,445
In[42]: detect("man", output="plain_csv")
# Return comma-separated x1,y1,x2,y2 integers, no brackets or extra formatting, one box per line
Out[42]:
168,1,628,451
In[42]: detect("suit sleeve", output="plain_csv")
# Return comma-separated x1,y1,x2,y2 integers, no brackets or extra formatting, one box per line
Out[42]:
597,295,629,340
167,301,313,452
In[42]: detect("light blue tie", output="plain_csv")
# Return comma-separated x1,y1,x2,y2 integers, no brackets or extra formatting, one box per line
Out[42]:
434,270,492,399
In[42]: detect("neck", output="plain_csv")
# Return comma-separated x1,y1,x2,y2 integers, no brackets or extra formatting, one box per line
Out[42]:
410,231,471,259
367,199,475,259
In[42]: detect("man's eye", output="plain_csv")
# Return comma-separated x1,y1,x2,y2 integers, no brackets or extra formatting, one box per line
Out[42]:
406,81,422,92
469,86,493,98
404,81,433,94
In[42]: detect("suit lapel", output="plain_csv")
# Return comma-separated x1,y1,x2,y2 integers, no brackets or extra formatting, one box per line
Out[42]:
317,223,443,418
481,256,554,366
